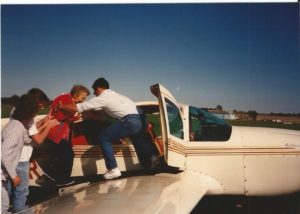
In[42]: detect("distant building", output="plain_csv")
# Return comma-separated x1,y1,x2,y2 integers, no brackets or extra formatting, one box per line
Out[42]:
234,113,251,121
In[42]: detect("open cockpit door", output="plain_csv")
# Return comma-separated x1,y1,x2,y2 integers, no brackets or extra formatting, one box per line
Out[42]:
150,84,186,169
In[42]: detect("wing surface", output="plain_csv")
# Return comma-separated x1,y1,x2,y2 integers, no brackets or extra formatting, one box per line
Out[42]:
18,172,208,214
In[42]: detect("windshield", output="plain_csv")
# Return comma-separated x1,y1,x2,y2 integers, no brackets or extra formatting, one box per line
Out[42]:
165,98,184,139
189,106,232,141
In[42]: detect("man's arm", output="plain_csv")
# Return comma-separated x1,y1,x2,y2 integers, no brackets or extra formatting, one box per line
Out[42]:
60,96,104,114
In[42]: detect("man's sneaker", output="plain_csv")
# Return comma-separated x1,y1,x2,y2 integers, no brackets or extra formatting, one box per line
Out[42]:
56,179,75,187
103,168,121,180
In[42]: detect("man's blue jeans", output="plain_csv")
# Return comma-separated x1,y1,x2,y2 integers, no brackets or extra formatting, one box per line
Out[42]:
98,114,156,170
7,161,30,212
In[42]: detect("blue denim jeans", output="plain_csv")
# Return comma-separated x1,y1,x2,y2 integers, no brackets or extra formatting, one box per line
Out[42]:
7,161,30,212
98,114,156,170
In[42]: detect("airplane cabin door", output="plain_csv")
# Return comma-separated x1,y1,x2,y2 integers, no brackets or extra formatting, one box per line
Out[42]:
150,84,186,169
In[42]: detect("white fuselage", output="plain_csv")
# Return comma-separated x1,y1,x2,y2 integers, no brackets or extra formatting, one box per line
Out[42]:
182,126,300,196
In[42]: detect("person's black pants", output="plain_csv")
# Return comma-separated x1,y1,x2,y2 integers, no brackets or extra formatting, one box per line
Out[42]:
35,139,74,182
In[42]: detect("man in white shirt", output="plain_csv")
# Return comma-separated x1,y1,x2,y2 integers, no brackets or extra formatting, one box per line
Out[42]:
59,78,156,180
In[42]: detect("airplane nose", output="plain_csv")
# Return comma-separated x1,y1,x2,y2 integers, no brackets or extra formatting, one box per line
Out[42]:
238,127,300,196
238,126,300,149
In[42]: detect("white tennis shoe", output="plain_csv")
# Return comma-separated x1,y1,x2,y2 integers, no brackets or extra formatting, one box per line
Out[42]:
103,167,121,180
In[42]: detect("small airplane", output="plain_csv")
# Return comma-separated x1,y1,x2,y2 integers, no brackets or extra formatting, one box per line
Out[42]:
2,83,300,213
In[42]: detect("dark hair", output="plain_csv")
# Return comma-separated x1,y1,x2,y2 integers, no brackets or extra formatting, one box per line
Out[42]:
12,94,39,121
27,88,50,105
92,78,109,90
70,85,90,98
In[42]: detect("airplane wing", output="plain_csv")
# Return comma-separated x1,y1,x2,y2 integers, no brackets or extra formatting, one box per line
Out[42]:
18,172,208,214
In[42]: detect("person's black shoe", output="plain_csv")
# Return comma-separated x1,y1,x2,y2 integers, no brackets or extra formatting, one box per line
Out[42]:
56,179,75,187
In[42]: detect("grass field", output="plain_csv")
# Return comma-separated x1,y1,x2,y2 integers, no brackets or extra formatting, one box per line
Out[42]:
227,120,300,131
1,105,300,131
1,105,50,118
1,104,15,118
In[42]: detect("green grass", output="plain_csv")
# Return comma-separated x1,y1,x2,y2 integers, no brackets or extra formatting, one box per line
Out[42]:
1,105,13,118
227,120,300,131
146,114,162,135
37,107,50,115
1,105,50,118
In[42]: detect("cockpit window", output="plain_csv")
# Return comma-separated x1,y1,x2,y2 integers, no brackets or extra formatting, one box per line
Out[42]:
165,98,184,139
189,106,232,141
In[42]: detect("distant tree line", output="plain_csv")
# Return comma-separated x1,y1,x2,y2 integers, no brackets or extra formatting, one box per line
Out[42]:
203,105,224,112
1,95,20,106
233,109,300,117
270,112,300,116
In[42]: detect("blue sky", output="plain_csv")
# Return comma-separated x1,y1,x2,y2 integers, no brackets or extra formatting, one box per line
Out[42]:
1,3,299,113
